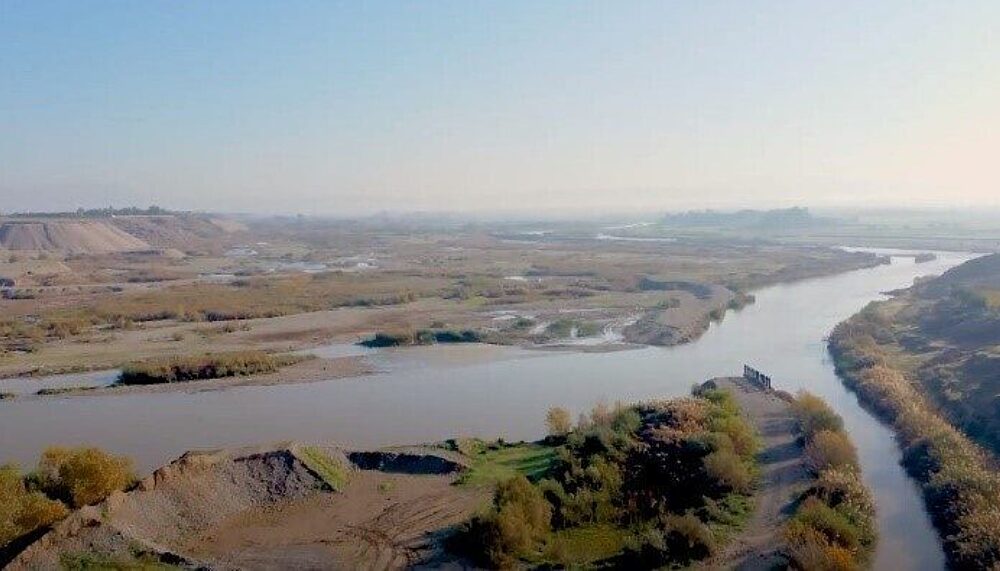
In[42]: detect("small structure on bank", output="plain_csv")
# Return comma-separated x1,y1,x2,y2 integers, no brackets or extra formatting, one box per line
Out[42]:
743,364,772,390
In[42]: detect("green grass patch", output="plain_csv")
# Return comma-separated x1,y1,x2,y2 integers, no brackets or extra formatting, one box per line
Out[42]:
454,440,557,488
297,446,349,491
703,492,754,542
540,525,629,566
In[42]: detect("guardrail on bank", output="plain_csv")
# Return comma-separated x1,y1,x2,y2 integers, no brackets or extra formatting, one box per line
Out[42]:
743,364,772,389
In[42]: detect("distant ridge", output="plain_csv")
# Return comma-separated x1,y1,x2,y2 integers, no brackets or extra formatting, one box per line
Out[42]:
660,207,831,228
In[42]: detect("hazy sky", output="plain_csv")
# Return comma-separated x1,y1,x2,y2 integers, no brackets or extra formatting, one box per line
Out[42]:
2,1,998,215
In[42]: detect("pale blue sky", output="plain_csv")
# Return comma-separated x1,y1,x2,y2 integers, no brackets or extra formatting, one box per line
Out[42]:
2,1,998,214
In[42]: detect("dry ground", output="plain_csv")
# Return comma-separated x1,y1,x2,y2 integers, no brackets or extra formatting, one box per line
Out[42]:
184,472,485,570
708,377,809,570
2,223,884,380
7,444,487,571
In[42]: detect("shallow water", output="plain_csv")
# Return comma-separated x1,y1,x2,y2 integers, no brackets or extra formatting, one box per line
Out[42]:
0,369,118,396
0,250,972,569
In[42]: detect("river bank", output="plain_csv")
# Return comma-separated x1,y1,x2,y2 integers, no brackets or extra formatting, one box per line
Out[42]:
0,249,973,569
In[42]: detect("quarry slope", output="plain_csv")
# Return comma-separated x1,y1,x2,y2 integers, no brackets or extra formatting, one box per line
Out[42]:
0,220,150,253
5,443,482,570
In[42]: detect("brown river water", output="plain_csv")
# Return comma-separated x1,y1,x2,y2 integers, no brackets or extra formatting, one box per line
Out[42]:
0,249,975,569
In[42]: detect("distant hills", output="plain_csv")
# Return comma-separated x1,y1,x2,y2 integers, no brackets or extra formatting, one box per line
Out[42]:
660,207,831,229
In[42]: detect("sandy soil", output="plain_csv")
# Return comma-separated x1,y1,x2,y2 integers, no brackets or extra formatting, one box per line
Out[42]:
22,356,374,399
2,226,886,380
7,444,485,571
0,298,480,378
708,377,809,570
0,290,721,378
623,285,734,345
185,472,485,570
0,220,150,253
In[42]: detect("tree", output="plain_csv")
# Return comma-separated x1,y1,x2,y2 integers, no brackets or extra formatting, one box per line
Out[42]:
804,430,858,473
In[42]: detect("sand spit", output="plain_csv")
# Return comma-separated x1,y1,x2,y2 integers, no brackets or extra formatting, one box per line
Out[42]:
6,444,482,570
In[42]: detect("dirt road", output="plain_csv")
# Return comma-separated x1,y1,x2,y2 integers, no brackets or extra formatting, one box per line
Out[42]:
708,377,809,570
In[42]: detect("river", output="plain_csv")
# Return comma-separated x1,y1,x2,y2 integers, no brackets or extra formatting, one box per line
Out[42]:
0,249,973,569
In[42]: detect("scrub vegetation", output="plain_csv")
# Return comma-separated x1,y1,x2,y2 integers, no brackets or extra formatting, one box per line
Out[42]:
452,388,759,568
1,216,887,379
784,392,875,570
831,318,1000,569
0,447,134,551
359,329,483,348
829,254,1000,569
118,351,306,385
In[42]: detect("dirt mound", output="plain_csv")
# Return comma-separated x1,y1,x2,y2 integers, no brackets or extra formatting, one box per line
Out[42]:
8,443,480,570
7,443,344,569
110,215,245,251
0,220,149,253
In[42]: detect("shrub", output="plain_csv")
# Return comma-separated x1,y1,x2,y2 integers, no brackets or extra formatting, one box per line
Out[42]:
466,475,552,567
785,525,857,571
792,392,844,438
119,351,297,384
431,329,482,343
788,497,860,552
661,513,716,561
546,407,573,438
619,515,715,568
359,331,412,347
804,430,858,473
703,449,753,493
709,412,758,460
33,447,135,508
0,464,68,548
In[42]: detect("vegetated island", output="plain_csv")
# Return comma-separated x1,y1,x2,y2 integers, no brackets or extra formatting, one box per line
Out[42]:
2,376,874,570
830,252,1000,569
18,350,373,399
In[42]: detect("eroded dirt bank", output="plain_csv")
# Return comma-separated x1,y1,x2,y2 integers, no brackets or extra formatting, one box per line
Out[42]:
6,444,486,570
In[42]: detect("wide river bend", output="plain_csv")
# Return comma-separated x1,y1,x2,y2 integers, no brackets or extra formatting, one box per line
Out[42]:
0,249,973,569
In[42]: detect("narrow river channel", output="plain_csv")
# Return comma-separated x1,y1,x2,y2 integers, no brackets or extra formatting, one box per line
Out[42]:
0,249,973,569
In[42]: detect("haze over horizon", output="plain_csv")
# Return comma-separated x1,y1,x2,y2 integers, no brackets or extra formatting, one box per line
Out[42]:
3,1,998,215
